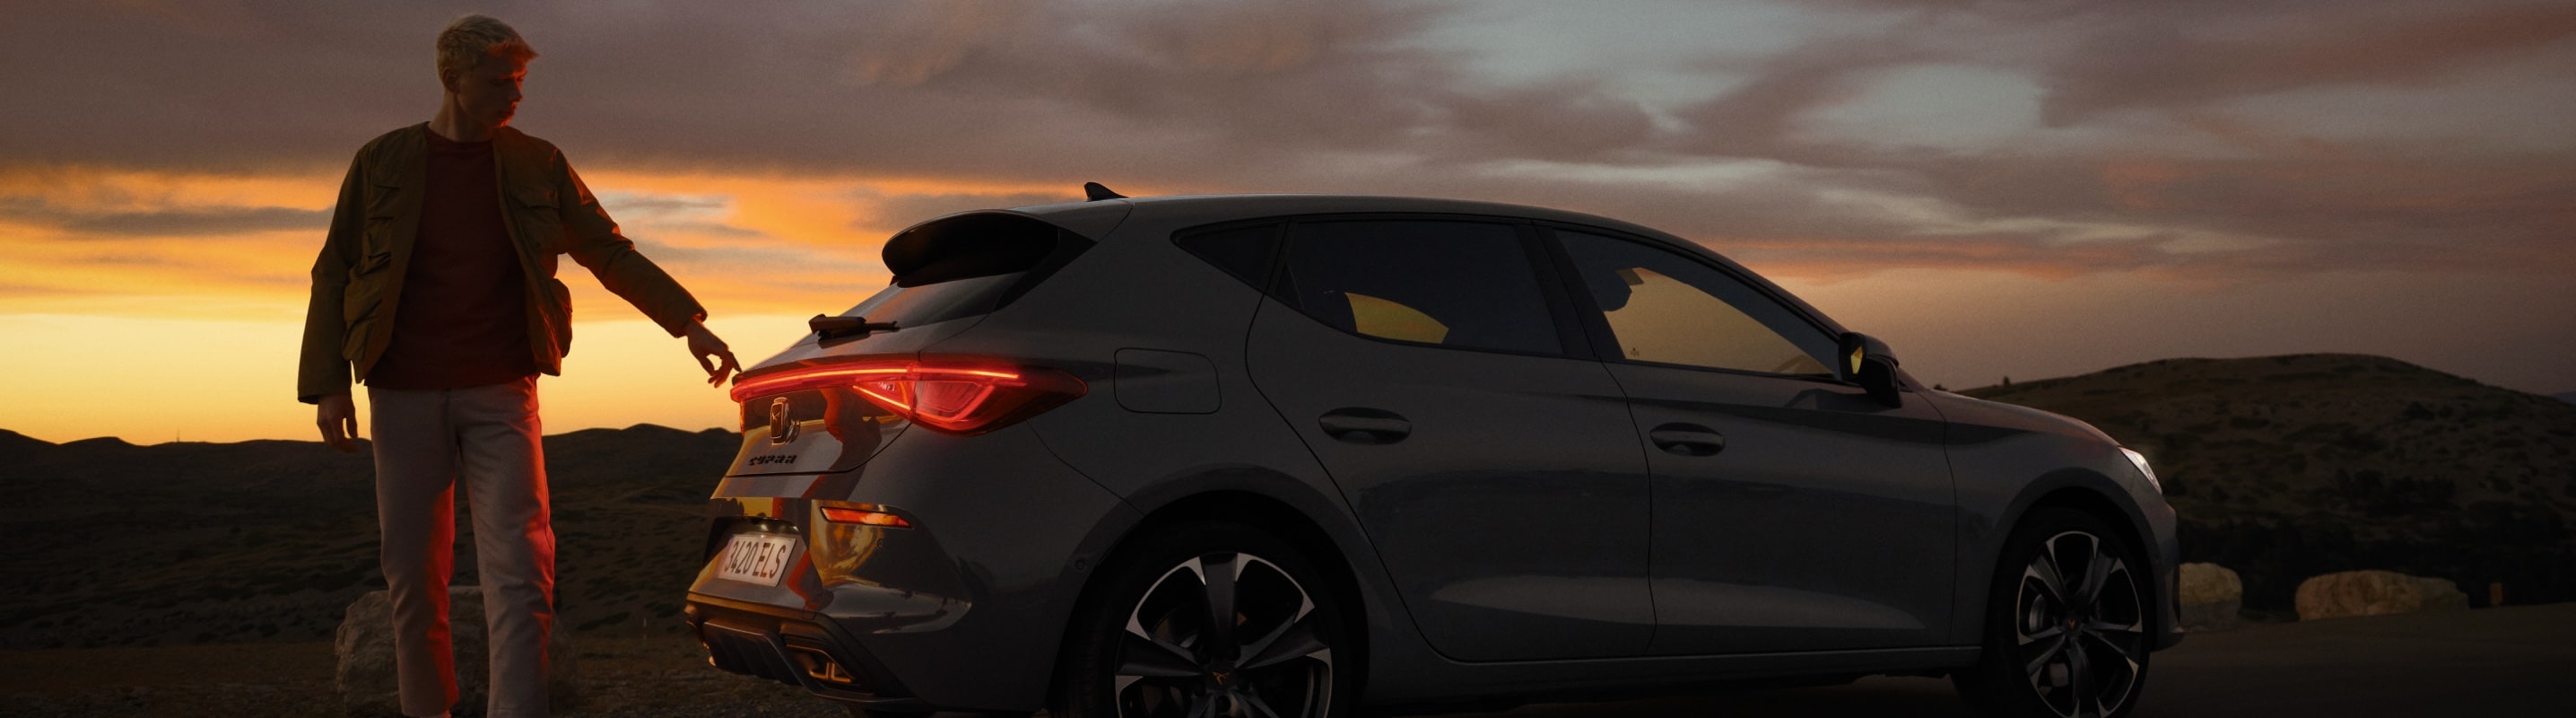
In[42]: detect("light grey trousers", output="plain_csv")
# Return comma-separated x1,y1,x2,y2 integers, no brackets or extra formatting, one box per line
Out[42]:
370,375,555,718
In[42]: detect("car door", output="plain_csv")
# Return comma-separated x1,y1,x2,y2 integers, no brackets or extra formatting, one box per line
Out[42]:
1244,218,1655,661
1545,227,1956,655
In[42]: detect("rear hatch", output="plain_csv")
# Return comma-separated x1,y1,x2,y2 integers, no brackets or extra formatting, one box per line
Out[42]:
693,210,1105,608
721,211,1101,479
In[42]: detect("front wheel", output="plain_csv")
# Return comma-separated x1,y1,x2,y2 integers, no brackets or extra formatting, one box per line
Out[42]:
1052,521,1353,718
1956,508,2154,718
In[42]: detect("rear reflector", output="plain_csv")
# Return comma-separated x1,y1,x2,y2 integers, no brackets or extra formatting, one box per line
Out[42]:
818,506,913,528
731,358,1086,435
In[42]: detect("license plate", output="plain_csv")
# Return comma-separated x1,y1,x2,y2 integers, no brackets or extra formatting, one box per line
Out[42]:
717,533,799,585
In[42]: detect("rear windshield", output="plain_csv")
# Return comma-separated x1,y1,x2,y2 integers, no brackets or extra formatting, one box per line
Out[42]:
839,272,1027,329
819,212,1095,331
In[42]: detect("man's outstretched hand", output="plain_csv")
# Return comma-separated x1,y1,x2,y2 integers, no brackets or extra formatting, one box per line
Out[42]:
687,321,742,387
317,393,360,453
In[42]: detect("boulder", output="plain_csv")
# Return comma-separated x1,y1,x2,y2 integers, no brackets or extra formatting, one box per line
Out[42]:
2177,562,2241,629
335,587,580,717
2293,570,2470,621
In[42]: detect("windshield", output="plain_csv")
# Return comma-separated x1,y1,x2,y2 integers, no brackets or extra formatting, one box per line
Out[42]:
838,271,1028,328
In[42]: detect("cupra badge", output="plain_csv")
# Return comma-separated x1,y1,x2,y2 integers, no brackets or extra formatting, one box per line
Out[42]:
768,397,799,444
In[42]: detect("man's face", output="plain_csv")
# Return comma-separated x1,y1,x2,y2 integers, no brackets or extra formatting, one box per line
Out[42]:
447,53,527,129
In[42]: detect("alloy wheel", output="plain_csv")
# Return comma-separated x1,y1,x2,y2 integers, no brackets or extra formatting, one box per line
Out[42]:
1112,552,1335,718
2014,530,2147,718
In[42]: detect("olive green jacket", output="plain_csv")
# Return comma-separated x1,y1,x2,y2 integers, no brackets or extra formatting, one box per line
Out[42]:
297,123,707,403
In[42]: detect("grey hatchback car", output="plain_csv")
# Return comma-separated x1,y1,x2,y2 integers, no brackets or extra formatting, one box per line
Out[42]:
683,188,2183,718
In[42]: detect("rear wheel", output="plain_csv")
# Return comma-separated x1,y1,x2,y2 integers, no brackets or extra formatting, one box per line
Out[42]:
1957,508,2153,718
1053,521,1351,718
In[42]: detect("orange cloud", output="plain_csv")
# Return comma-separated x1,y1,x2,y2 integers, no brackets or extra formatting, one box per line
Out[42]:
0,164,1099,443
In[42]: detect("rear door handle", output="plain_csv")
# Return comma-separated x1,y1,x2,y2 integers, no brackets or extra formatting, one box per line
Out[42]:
1648,423,1726,457
1319,408,1411,444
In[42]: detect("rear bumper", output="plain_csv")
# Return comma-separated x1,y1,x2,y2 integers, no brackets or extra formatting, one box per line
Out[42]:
684,423,1137,711
688,594,934,711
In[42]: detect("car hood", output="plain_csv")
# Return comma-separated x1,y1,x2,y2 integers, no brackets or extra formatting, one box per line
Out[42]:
1921,390,2119,445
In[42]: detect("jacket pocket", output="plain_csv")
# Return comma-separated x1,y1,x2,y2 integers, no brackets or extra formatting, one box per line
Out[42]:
512,184,567,253
340,278,385,363
342,276,385,324
352,250,392,276
543,277,573,356
362,183,404,257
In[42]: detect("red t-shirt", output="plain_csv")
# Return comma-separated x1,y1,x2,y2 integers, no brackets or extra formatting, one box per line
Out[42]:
365,130,539,390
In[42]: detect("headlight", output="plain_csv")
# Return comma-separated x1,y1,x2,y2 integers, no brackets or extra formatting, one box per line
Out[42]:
2119,447,2161,494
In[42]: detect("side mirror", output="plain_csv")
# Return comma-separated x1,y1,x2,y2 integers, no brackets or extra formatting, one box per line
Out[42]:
1837,332,1902,407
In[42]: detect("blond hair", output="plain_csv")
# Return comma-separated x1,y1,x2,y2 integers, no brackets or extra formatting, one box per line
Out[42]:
435,14,537,84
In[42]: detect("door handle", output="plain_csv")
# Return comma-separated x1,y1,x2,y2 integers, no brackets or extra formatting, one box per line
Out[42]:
1319,408,1412,444
1648,423,1726,457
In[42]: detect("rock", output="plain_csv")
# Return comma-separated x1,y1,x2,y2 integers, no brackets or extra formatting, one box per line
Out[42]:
2177,562,2242,629
335,587,580,717
2293,570,2471,621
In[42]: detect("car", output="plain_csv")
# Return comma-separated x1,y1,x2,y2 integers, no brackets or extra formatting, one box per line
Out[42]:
683,187,2184,718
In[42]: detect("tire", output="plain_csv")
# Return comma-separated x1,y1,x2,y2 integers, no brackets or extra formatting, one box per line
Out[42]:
1052,521,1353,718
1956,507,2154,718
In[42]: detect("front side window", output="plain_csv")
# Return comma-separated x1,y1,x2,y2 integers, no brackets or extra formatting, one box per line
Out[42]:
1555,230,1833,375
1282,220,1561,355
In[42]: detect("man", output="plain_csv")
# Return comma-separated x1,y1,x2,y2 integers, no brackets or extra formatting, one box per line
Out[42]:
296,15,739,718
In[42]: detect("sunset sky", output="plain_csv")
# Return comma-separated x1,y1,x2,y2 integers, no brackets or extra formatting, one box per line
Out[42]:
4,0,2572,444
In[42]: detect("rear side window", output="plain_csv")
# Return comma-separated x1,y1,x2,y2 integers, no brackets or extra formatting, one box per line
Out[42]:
1175,223,1282,287
1281,221,1560,355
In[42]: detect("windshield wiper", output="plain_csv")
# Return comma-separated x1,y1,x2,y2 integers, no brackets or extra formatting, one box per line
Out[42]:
810,314,900,343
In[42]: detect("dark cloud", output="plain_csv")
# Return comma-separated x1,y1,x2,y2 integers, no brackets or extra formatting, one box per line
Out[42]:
1668,39,1928,159
862,190,1080,228
1440,80,1658,162
1635,0,2576,278
2037,2,2576,125
1,197,326,238
63,206,328,236
1,0,1604,179
2,0,2569,281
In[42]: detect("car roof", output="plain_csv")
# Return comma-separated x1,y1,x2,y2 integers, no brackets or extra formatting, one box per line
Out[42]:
995,192,1851,339
1010,193,1680,241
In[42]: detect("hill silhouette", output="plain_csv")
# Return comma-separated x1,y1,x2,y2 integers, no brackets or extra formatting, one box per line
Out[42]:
1962,354,2576,613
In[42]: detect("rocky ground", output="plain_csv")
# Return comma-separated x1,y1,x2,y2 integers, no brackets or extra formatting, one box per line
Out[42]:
0,425,739,650
8,605,2574,717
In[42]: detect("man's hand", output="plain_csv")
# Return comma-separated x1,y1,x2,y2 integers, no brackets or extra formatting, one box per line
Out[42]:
686,320,742,387
317,393,360,452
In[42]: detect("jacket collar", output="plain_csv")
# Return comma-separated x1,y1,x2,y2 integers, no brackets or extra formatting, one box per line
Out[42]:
374,123,549,182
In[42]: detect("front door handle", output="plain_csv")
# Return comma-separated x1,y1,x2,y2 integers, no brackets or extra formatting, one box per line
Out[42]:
1648,423,1726,457
1319,408,1412,444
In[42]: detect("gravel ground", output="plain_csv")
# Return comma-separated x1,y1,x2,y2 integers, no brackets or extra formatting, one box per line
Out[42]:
0,635,854,718
13,605,2572,717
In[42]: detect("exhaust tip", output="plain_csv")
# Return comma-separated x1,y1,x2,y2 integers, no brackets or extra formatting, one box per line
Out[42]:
789,645,861,687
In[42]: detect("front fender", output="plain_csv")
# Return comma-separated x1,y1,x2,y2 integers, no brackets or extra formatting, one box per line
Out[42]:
1936,393,2183,652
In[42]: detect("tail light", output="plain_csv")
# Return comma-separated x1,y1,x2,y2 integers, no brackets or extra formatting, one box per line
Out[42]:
729,357,1087,436
818,505,913,528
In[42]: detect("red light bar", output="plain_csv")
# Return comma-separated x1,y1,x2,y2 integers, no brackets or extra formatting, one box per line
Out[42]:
729,363,911,400
819,506,913,528
731,357,1087,436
